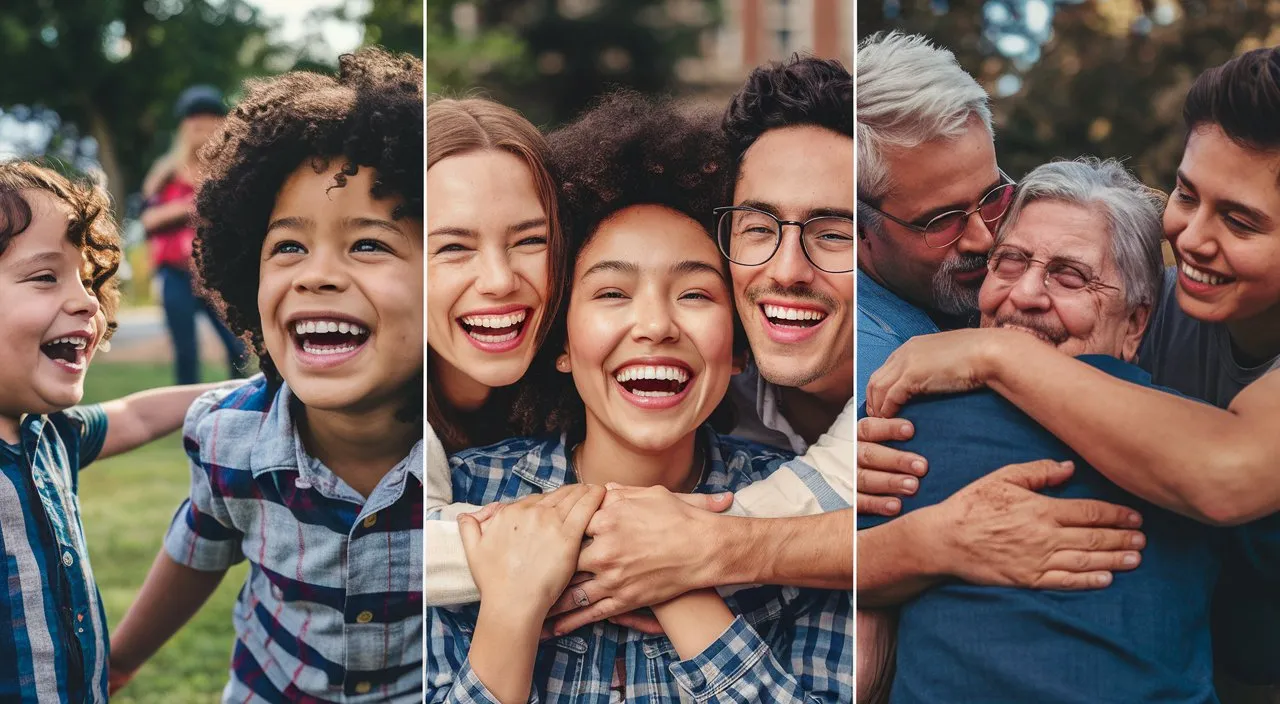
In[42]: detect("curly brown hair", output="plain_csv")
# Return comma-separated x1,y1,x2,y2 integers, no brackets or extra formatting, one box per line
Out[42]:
194,47,423,421
0,160,122,343
510,90,743,435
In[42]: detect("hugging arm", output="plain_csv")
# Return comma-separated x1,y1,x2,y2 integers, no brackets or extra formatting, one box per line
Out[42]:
868,329,1280,525
652,588,853,702
96,382,228,460
424,431,483,606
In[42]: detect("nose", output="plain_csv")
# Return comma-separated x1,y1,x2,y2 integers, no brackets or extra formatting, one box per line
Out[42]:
67,278,101,319
630,291,680,345
768,225,817,287
1006,266,1052,313
473,248,520,298
293,249,350,294
1175,206,1219,261
955,213,996,256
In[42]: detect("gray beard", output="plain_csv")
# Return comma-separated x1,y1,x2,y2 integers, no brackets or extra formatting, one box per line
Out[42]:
931,254,986,316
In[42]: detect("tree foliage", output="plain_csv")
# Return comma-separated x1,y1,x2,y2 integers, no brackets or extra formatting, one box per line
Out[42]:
859,0,1278,191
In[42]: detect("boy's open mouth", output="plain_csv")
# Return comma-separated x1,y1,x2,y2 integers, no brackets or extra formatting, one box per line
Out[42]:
761,303,828,329
613,362,693,399
457,307,531,352
41,334,90,372
290,317,371,358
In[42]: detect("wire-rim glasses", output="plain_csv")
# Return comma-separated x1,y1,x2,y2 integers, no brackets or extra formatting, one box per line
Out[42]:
986,247,1122,294
859,170,1017,249
713,206,855,274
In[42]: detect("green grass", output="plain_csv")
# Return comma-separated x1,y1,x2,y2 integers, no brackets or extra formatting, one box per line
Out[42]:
79,362,248,703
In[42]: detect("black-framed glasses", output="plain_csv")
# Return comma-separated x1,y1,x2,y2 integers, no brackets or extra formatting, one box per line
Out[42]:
859,170,1017,249
986,247,1122,295
713,206,854,274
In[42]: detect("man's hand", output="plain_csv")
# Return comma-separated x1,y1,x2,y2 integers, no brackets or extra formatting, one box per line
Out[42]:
918,460,1147,589
546,484,734,635
858,417,929,517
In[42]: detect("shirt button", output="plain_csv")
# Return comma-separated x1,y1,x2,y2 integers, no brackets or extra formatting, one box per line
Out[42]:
354,682,371,694
362,514,377,528
294,476,312,489
271,585,285,601
62,551,74,567
356,610,373,624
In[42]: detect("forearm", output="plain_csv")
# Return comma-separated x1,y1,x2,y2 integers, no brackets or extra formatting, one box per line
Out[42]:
467,603,541,704
983,337,1275,524
856,510,944,607
714,510,852,589
651,589,735,660
99,382,226,458
140,200,190,233
110,551,226,673
425,520,480,606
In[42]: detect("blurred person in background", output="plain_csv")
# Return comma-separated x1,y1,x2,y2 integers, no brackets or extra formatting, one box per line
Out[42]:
139,85,247,384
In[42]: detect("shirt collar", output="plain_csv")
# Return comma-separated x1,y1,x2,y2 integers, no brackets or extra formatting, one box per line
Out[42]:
511,425,728,493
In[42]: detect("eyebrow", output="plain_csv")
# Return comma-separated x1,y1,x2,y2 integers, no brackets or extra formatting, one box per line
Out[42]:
994,243,1096,272
8,251,64,270
1177,170,1275,228
581,259,726,281
427,217,548,239
910,175,1006,223
738,200,855,220
341,216,404,237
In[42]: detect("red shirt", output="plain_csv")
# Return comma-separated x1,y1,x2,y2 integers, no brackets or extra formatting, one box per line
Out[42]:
145,176,196,270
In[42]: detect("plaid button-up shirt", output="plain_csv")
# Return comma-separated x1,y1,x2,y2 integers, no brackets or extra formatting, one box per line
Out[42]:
426,427,853,703
0,406,109,703
164,376,423,702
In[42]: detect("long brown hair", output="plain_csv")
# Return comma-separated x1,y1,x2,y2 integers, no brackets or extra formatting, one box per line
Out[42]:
426,97,566,451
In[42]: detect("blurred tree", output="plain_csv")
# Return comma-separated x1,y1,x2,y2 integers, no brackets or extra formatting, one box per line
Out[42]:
859,0,1279,191
428,0,722,128
0,0,281,214
362,0,424,57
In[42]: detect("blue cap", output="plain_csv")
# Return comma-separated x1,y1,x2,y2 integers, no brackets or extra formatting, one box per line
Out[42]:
174,85,227,120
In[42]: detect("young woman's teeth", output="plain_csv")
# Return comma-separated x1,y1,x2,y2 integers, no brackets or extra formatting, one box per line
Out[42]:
614,365,690,397
1181,261,1228,285
461,310,527,343
763,304,827,324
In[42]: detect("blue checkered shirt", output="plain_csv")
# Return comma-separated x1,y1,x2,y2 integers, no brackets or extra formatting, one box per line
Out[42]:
426,427,853,703
164,376,423,702
0,406,110,703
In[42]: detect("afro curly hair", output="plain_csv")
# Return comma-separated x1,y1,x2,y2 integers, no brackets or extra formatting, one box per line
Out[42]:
509,90,744,436
194,47,422,422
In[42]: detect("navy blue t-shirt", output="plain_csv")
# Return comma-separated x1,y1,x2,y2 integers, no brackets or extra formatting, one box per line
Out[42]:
858,355,1280,703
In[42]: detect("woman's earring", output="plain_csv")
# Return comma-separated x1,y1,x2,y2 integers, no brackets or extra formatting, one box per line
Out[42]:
556,355,570,373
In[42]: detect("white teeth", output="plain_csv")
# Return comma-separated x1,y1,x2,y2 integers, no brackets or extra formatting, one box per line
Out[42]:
631,389,676,398
613,365,691,384
469,330,519,344
1180,261,1228,286
47,336,88,350
461,310,529,328
293,320,368,337
762,304,826,322
301,341,359,356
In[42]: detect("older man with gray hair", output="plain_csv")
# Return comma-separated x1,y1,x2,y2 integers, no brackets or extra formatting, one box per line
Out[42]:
858,157,1280,703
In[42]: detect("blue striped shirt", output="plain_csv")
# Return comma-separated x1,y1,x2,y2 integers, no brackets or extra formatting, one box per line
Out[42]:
426,427,853,703
164,376,423,702
0,406,109,703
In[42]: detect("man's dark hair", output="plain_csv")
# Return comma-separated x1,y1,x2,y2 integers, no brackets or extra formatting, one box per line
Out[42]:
195,47,422,422
722,54,853,180
510,90,742,435
1183,46,1280,151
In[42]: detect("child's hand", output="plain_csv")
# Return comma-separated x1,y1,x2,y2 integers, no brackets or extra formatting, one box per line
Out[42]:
459,484,605,618
108,664,136,695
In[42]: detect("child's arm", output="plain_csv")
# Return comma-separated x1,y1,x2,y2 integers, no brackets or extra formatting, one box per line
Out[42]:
97,382,232,459
652,589,852,703
425,428,484,606
108,552,226,688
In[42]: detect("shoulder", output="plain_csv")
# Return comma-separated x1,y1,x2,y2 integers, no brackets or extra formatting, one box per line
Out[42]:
710,432,795,487
183,375,276,446
448,434,561,495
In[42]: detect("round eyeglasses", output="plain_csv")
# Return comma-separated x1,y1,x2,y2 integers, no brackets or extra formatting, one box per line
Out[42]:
986,247,1121,295
714,206,854,274
859,171,1017,249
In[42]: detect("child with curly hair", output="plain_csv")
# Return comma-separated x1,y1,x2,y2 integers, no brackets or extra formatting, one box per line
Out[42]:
108,48,425,702
426,91,852,704
0,160,234,703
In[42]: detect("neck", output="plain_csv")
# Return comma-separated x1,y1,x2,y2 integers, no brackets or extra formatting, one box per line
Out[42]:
575,418,700,492
430,350,493,412
785,362,852,444
297,400,418,497
1226,304,1280,367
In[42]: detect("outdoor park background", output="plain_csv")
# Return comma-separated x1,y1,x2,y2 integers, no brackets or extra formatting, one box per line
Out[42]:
859,0,1280,193
1,1,419,700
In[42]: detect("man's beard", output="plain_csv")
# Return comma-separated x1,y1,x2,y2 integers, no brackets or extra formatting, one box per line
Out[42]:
983,312,1070,346
931,253,987,316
